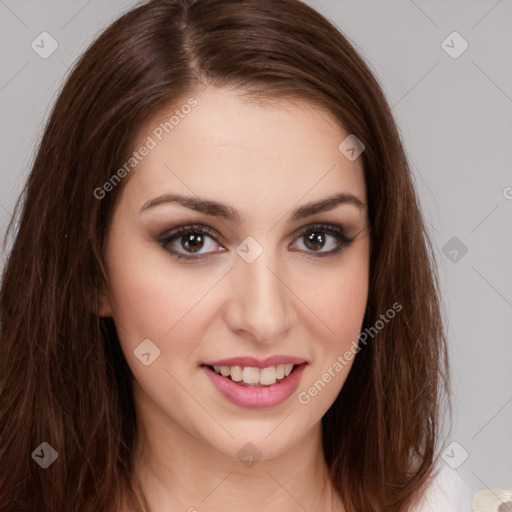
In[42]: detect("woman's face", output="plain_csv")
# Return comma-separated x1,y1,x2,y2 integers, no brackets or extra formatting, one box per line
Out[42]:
101,86,370,461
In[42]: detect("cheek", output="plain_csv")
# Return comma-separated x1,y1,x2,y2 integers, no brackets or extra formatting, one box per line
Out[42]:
295,254,369,348
294,257,368,412
104,235,219,352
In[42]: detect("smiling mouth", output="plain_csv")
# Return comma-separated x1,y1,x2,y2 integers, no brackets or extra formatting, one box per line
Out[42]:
203,363,300,387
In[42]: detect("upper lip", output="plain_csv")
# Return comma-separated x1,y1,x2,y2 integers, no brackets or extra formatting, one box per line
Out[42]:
202,355,307,368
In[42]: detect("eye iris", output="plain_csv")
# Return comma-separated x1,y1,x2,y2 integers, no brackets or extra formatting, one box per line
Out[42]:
182,233,204,252
304,231,325,251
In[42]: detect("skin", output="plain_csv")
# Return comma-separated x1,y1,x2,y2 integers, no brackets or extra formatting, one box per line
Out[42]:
100,86,370,511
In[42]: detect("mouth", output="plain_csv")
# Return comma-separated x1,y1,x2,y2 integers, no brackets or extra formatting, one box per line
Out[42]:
200,361,307,409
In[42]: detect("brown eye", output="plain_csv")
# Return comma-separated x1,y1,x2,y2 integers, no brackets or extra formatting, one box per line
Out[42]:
291,224,355,256
160,224,225,259
303,231,327,251
180,232,205,252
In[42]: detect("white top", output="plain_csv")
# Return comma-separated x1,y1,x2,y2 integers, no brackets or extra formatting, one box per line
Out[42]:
413,463,473,511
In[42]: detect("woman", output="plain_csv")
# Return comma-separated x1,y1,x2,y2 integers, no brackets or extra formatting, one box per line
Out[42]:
0,0,472,510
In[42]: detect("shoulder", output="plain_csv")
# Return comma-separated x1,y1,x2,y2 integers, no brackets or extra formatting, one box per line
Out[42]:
411,463,473,512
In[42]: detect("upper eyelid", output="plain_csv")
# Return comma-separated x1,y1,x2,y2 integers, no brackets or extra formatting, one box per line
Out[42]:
160,224,220,243
160,222,348,240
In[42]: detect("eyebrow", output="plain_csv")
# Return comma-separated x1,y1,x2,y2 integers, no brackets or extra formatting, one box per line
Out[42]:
140,192,366,221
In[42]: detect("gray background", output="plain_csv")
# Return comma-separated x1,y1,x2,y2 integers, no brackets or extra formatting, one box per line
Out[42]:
1,0,511,500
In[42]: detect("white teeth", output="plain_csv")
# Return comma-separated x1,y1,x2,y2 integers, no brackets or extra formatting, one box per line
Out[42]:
211,364,297,385
242,366,259,384
259,366,277,385
230,365,243,381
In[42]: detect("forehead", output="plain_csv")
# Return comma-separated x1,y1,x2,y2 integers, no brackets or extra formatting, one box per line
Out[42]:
121,86,366,213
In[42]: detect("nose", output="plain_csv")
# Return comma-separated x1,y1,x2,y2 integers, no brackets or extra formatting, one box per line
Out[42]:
223,244,296,344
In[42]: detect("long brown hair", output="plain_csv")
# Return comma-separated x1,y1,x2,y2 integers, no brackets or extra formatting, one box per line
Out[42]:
0,0,451,510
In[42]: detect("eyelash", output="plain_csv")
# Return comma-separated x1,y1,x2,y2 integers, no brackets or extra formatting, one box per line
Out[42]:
159,223,355,261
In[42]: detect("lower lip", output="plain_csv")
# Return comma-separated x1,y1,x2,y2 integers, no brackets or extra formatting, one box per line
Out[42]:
201,364,307,409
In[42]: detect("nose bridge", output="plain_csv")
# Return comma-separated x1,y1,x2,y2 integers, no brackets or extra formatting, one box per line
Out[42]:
227,240,294,342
